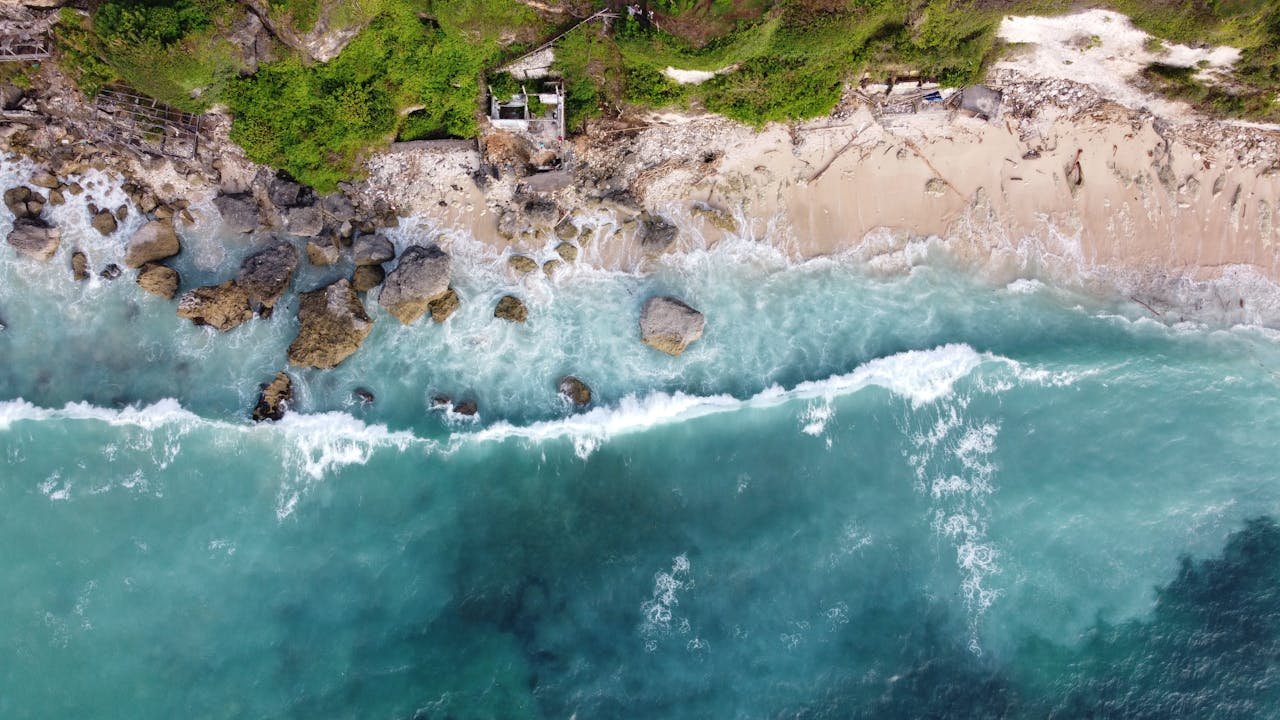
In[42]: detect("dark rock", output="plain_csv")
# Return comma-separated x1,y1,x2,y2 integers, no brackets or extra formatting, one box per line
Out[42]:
320,192,356,223
378,244,451,324
353,387,375,405
428,287,460,323
353,234,395,265
252,371,293,422
351,264,385,293
558,376,592,406
0,83,23,111
71,250,88,281
236,241,299,309
6,219,59,261
91,208,118,236
306,238,340,266
176,281,253,332
523,198,559,225
494,295,528,323
213,193,260,233
454,400,478,416
285,206,324,237
640,296,705,356
99,263,122,280
124,220,180,268
287,279,373,369
639,214,678,253
268,176,305,207
136,263,180,300
114,204,129,222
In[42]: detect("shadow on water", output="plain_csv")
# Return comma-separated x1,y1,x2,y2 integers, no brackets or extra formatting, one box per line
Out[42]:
406,516,1280,719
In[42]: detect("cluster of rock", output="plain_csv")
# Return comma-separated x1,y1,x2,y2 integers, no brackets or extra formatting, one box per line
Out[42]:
4,166,191,292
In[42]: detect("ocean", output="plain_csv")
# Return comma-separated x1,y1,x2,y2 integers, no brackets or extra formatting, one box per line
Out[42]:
3,158,1280,718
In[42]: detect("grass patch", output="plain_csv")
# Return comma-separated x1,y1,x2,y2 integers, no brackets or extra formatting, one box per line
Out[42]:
226,0,543,190
52,1,242,112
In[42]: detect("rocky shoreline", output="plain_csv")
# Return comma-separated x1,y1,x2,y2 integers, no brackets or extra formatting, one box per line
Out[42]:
2,41,1280,419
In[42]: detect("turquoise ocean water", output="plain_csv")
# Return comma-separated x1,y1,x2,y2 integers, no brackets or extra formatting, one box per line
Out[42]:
3,160,1280,718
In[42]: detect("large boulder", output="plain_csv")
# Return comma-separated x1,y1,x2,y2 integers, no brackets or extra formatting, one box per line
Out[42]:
287,279,373,368
236,241,299,309
176,281,253,332
494,295,528,323
353,234,395,265
6,219,59,261
124,220,180,268
252,371,293,422
285,206,324,237
378,244,451,324
213,193,260,234
639,296,704,356
136,263,180,300
4,186,43,219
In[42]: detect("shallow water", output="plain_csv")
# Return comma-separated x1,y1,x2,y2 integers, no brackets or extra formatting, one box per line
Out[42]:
2,159,1280,719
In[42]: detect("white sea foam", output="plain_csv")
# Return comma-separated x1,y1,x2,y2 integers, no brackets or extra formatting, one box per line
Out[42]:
640,553,693,651
467,344,992,458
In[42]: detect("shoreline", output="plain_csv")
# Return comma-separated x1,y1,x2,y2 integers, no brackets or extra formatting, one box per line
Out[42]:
2,30,1279,331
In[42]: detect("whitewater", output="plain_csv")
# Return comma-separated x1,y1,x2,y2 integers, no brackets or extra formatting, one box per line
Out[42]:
3,158,1280,719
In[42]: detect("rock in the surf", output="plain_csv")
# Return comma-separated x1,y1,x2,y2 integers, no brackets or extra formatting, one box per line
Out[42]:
252,371,293,422
351,263,385,292
428,287,460,323
176,281,253,331
71,250,89,281
558,376,592,406
378,244,451,324
91,208,118,236
6,219,59,260
493,294,528,323
640,296,704,356
236,241,298,309
287,279,373,368
124,220,180,268
213,193,260,233
136,263,180,300
4,186,43,219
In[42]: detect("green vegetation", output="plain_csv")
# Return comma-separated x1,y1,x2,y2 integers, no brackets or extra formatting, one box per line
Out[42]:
52,1,242,111
46,0,1280,188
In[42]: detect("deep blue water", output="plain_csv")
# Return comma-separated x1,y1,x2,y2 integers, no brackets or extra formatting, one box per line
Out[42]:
2,162,1280,718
